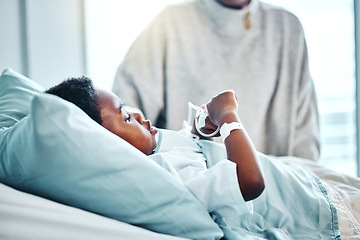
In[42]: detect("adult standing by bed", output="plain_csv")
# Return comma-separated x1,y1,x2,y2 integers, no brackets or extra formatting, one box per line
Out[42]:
112,0,321,161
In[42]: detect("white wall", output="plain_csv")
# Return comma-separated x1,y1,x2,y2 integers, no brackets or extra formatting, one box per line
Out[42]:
0,0,24,74
0,0,86,89
84,0,180,90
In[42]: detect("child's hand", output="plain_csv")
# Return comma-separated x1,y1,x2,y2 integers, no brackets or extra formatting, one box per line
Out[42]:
206,90,239,127
191,113,220,139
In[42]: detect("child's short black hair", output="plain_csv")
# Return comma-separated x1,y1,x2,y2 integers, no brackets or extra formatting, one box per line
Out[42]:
45,76,103,125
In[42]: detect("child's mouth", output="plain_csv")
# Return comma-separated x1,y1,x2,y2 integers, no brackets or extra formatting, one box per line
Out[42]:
150,126,158,135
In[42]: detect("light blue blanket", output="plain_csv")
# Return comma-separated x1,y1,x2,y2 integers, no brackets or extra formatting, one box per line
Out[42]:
198,140,341,240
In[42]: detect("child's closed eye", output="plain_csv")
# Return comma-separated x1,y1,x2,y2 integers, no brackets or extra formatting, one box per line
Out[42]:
124,114,131,123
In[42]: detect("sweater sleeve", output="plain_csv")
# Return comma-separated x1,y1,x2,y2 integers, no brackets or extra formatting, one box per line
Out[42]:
292,24,321,161
113,10,168,128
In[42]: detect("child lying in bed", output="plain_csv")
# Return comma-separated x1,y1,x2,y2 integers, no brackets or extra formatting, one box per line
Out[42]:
46,77,344,239
46,76,265,202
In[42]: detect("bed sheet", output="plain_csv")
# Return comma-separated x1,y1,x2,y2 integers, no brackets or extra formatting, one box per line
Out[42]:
2,157,359,240
0,183,188,240
279,156,360,239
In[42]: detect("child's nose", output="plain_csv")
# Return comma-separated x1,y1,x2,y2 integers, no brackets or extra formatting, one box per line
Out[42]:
142,119,151,130
133,112,143,124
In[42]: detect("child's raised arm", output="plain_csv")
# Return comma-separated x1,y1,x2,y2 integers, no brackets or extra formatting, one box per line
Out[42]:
206,90,265,201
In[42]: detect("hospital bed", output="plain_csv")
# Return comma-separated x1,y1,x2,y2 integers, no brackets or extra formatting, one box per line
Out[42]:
0,68,359,239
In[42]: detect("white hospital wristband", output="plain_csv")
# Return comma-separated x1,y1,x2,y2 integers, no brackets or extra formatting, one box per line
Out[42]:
220,122,244,141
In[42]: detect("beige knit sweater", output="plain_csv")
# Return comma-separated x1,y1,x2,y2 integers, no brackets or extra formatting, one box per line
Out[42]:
113,0,321,160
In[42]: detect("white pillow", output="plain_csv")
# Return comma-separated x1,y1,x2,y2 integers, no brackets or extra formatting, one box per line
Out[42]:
0,69,223,240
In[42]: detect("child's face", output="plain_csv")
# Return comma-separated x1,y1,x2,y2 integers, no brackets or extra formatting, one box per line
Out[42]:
95,89,158,155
